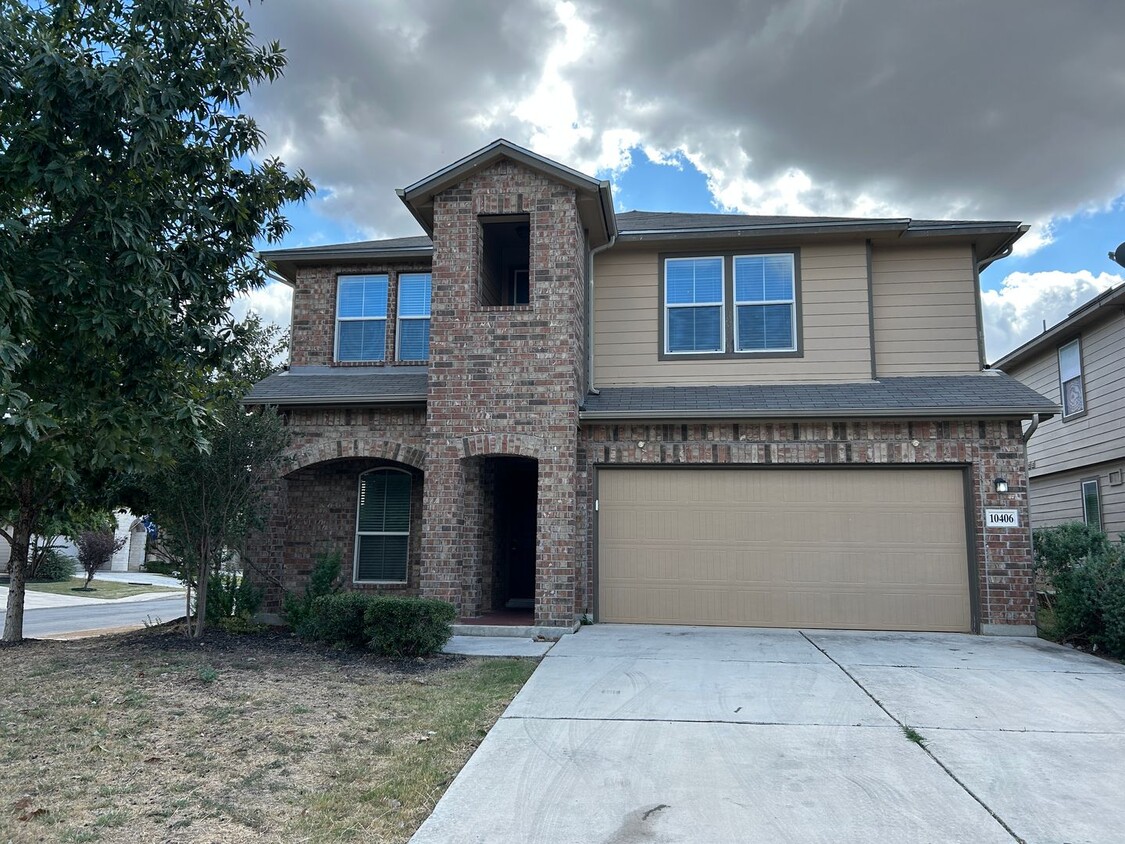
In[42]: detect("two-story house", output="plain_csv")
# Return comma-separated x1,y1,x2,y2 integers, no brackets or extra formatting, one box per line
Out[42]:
993,283,1125,540
245,139,1055,636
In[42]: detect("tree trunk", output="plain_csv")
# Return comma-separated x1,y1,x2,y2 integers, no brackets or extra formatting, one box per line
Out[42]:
3,509,35,642
192,559,208,639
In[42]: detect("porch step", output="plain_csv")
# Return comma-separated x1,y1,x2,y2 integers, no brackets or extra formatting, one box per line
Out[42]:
451,622,579,640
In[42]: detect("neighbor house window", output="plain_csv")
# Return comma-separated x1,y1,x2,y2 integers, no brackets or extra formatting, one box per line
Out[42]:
396,273,431,361
1058,338,1085,418
664,256,724,353
1082,478,1102,531
734,254,796,352
336,274,388,362
355,468,411,583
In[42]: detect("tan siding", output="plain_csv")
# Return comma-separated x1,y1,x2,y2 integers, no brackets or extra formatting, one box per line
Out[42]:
1013,313,1125,476
593,242,872,386
597,467,970,631
871,244,982,375
1029,463,1125,540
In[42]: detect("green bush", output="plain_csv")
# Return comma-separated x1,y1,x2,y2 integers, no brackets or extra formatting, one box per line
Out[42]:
299,592,374,647
364,597,456,657
282,550,343,631
205,571,263,623
1033,522,1111,576
34,549,76,582
1034,522,1125,657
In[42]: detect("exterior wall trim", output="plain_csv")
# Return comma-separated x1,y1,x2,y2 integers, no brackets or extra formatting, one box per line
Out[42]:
287,437,426,474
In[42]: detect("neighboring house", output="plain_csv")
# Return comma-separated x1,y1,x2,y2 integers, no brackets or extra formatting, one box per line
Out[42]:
0,510,147,574
245,139,1055,636
993,284,1125,541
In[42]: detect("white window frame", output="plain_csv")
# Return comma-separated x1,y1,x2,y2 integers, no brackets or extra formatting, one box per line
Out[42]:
353,467,410,585
335,274,388,363
663,256,725,355
733,253,798,353
1058,338,1086,419
395,273,432,362
1081,478,1102,531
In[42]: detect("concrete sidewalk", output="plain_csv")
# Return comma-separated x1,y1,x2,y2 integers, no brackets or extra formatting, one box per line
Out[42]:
0,571,184,610
411,625,1125,844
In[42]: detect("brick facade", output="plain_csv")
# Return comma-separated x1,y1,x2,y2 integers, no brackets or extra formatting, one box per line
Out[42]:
577,418,1035,629
290,260,432,367
419,159,586,626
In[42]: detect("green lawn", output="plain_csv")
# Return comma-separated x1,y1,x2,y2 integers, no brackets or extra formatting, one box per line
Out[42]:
6,577,183,600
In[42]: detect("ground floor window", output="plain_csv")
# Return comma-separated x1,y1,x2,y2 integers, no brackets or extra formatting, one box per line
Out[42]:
355,468,411,583
1081,478,1102,531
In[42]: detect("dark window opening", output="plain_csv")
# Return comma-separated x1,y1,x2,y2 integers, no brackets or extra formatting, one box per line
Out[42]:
480,215,530,306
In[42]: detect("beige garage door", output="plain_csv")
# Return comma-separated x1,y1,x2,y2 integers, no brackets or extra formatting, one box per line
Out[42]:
597,467,971,632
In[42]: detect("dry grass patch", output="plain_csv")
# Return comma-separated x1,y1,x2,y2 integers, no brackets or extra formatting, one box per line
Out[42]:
0,625,535,843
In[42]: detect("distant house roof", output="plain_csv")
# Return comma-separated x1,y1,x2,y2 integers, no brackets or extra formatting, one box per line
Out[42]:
579,374,1057,421
244,367,427,406
246,368,1055,420
991,283,1125,371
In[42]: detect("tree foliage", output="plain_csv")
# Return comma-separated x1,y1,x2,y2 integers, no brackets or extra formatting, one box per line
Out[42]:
76,528,126,589
0,0,311,640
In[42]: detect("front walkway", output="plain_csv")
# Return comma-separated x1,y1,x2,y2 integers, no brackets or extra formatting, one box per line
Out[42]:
413,625,1125,843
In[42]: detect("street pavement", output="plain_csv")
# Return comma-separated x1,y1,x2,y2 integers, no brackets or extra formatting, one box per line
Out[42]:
0,596,186,638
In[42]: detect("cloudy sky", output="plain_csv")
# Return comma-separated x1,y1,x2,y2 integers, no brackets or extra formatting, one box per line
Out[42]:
232,0,1125,361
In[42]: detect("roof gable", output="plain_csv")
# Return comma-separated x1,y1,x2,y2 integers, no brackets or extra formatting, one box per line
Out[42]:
396,139,617,247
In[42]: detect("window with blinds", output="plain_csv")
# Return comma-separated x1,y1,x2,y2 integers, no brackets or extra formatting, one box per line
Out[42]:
664,256,724,353
396,273,431,361
734,254,796,352
336,275,388,362
354,469,411,583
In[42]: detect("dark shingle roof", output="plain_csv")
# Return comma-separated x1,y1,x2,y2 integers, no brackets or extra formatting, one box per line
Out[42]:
580,374,1057,420
244,367,427,406
615,210,1022,236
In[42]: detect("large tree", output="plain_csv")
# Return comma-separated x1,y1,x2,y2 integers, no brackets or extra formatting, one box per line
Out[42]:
0,0,312,641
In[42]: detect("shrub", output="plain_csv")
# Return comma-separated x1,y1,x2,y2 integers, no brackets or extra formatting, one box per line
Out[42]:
300,592,374,647
364,597,456,658
76,530,126,588
34,549,76,583
1034,522,1111,577
1034,522,1125,657
205,571,263,623
282,550,343,631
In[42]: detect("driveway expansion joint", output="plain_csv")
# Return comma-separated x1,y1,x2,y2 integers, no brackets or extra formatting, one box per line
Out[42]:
799,631,1027,844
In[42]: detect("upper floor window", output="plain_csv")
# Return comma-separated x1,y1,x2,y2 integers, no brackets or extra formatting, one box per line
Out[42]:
355,468,411,583
1058,338,1085,418
396,273,432,361
734,254,796,352
665,256,724,353
662,251,799,358
336,274,388,362
480,215,531,306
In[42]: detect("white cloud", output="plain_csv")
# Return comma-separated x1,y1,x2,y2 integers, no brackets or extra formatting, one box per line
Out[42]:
983,271,1120,361
229,282,293,332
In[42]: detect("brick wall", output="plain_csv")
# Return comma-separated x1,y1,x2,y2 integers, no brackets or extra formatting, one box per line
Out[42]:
290,260,432,367
245,406,427,614
421,159,586,626
578,418,1035,630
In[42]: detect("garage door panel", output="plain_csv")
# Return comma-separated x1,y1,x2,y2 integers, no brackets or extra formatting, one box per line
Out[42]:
597,468,971,632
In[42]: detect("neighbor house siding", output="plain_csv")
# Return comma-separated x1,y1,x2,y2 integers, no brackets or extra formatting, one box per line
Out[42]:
871,243,981,375
1016,312,1125,477
592,240,872,386
1029,462,1125,540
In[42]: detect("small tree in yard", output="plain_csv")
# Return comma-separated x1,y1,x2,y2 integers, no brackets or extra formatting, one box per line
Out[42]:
0,0,312,641
75,530,126,590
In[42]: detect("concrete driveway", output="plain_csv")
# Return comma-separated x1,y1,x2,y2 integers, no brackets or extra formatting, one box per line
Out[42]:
412,625,1125,844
